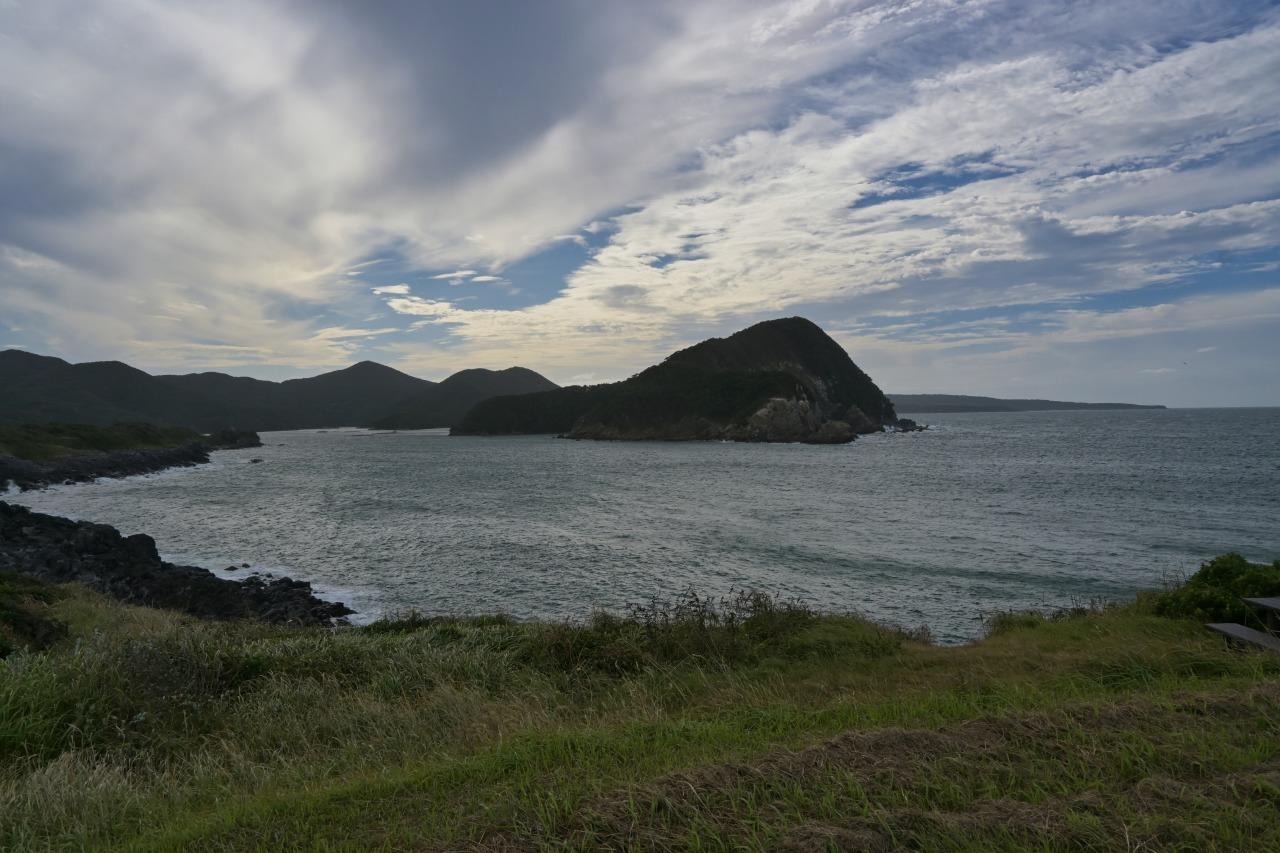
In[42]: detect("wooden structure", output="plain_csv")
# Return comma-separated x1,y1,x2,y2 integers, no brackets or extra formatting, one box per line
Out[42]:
1207,597,1280,654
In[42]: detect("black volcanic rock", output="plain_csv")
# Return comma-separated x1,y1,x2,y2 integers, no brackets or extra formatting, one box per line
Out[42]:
206,428,263,449
0,443,214,491
373,367,560,429
455,317,903,443
0,502,352,625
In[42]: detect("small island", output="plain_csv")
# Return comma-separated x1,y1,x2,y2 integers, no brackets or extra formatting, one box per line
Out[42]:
455,317,922,443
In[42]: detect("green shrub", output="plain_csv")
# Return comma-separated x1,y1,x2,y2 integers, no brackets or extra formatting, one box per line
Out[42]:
985,611,1048,636
513,589,903,675
0,573,66,658
360,611,515,635
0,422,202,461
1152,553,1280,625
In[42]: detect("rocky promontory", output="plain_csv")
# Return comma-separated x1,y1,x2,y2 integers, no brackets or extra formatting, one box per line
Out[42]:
0,428,263,491
456,317,922,443
0,501,352,625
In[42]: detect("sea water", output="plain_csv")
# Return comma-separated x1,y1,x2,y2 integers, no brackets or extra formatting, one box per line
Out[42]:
9,408,1279,642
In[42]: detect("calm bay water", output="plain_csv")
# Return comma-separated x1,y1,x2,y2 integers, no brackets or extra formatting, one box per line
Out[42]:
8,408,1279,642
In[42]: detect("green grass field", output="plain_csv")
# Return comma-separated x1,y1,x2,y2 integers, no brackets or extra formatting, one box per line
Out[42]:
1,568,1278,850
0,423,202,462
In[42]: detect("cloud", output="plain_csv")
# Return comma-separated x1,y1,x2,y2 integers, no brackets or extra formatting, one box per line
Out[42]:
384,296,459,319
346,259,389,275
311,326,399,340
0,0,1276,401
387,13,1280,381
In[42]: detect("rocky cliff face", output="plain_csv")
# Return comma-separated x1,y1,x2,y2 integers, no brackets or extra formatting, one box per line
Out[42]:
662,316,899,429
459,317,911,443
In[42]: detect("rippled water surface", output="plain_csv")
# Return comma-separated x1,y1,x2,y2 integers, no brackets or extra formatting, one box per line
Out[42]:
9,408,1279,642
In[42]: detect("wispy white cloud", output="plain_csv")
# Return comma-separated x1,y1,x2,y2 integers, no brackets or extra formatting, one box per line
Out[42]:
385,296,460,319
0,0,1275,402
401,14,1280,381
345,259,389,276
311,326,400,340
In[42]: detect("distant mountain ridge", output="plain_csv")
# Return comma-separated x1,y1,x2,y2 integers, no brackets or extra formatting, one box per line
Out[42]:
1,343,1165,436
0,349,555,432
373,367,559,429
889,394,1166,413
455,317,911,443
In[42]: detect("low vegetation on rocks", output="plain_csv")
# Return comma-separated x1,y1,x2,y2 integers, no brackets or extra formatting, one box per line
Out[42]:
0,423,203,462
0,422,262,490
1,557,1278,850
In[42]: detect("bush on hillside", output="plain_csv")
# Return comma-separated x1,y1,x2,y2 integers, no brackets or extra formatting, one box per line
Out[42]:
0,422,200,461
1152,553,1280,625
513,589,904,675
0,572,66,658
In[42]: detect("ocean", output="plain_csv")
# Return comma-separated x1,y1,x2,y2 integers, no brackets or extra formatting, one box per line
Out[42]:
8,408,1278,643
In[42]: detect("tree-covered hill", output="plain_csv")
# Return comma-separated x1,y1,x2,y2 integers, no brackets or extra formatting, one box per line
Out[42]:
0,350,556,432
455,317,906,443
373,367,559,429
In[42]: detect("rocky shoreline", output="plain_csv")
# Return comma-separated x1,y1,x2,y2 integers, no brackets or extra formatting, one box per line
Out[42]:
0,501,353,625
0,429,262,492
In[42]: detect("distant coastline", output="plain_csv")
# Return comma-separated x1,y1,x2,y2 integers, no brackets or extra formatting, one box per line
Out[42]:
890,394,1166,414
0,423,261,491
1,425,352,624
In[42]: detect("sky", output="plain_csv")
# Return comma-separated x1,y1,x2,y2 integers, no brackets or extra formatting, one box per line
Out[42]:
1,0,1278,406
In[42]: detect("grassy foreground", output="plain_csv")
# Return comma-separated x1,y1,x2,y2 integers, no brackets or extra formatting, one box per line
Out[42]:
1,573,1279,850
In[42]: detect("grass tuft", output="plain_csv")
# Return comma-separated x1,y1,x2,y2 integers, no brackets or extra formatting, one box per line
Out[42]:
0,562,1277,850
